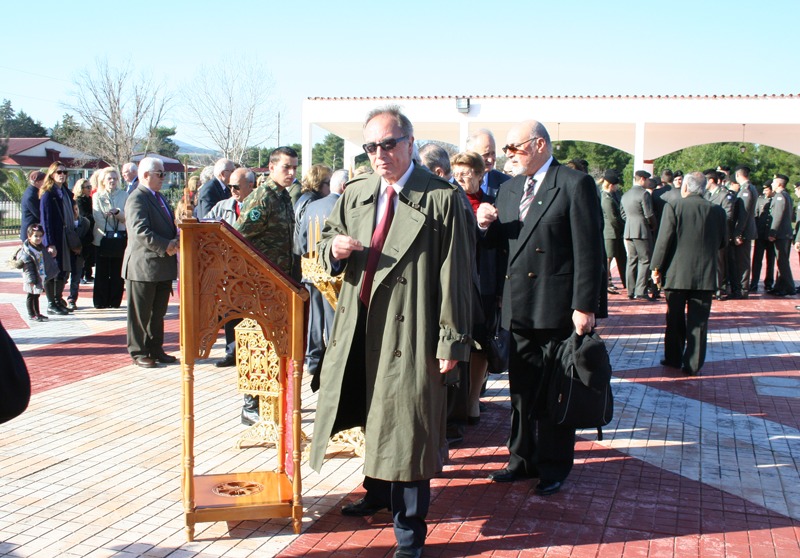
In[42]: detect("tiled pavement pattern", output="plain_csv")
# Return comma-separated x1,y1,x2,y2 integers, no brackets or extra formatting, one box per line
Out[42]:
1,237,800,557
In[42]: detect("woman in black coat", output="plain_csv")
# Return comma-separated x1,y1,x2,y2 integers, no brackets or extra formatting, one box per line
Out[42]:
74,178,95,282
39,161,77,315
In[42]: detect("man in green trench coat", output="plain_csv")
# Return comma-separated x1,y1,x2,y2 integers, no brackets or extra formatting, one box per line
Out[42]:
309,105,473,558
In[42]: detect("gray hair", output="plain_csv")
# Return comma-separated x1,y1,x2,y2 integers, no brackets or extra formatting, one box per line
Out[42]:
465,129,495,151
419,143,451,176
214,158,234,178
528,121,552,154
684,171,707,195
363,104,414,139
200,165,214,184
245,169,256,185
330,169,349,194
122,162,138,174
138,157,163,180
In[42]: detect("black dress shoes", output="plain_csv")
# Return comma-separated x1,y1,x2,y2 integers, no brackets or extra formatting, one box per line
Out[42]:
215,354,236,368
395,548,422,558
152,352,178,364
47,303,69,316
660,359,682,369
341,498,389,516
634,295,653,301
534,479,563,496
682,367,698,376
133,356,158,368
487,468,529,483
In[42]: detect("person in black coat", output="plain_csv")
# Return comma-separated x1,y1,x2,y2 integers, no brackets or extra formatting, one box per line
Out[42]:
39,161,77,315
651,172,727,376
751,180,775,292
73,178,96,282
478,120,604,495
195,158,234,219
767,174,796,296
19,171,45,242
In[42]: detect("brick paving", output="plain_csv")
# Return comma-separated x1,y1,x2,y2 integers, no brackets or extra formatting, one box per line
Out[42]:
1,240,800,557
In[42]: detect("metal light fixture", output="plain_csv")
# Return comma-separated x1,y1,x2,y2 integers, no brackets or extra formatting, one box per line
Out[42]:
456,98,470,113
740,124,746,154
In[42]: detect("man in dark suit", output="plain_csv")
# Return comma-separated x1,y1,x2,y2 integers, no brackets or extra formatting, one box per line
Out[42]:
123,157,179,368
768,174,796,296
651,172,727,376
478,120,604,495
704,169,735,300
729,165,758,298
600,170,626,291
195,158,235,219
751,180,775,292
19,171,45,241
466,129,512,198
295,169,348,391
621,171,657,300
122,162,139,195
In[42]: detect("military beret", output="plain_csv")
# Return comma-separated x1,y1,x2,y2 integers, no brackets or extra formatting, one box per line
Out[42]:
734,164,751,174
763,179,773,188
717,165,731,172
774,173,789,182
673,170,684,178
603,170,620,185
702,168,717,177
635,170,651,179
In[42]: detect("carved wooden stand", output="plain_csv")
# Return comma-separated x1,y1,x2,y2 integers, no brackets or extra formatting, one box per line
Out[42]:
178,219,309,541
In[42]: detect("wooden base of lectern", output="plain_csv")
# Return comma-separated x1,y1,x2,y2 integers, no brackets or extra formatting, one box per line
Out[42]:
185,471,300,540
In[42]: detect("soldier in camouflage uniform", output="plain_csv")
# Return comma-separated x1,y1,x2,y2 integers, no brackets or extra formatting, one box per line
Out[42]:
234,174,294,276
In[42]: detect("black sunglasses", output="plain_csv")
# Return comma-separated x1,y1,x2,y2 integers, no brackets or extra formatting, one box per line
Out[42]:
362,136,407,155
230,184,241,190
150,171,166,178
54,170,68,175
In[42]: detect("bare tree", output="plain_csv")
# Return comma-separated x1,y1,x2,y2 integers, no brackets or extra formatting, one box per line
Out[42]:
178,54,283,166
62,57,172,171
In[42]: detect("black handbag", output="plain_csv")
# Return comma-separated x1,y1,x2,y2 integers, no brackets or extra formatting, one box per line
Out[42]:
485,304,510,375
99,216,127,258
548,330,614,439
63,224,83,253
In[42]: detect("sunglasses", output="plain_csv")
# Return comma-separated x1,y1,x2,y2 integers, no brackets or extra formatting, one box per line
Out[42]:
54,170,68,175
230,184,241,190
362,136,407,155
150,171,166,178
501,137,537,156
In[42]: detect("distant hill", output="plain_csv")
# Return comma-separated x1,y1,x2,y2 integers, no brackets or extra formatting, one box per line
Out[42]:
174,139,219,156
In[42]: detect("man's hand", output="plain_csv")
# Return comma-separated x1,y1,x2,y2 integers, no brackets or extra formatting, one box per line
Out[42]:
331,235,363,260
651,270,661,285
795,242,800,252
439,359,457,374
769,237,776,242
477,203,498,228
573,310,595,335
166,239,180,256
734,237,743,246
47,246,57,257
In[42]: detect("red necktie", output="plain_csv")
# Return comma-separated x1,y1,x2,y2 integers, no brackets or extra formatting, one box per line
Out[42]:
360,188,396,307
235,202,241,219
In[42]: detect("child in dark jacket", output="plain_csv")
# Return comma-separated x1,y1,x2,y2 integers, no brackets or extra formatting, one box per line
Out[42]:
67,201,92,309
12,224,58,321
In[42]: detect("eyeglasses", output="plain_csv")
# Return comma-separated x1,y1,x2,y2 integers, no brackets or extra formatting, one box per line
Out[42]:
82,185,90,189
54,171,68,175
150,171,166,178
321,181,331,188
230,184,241,190
502,137,537,156
453,170,476,179
362,136,407,155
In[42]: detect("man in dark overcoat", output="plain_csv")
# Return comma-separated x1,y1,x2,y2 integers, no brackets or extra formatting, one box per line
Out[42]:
651,172,727,376
621,171,657,299
477,120,604,495
309,106,472,558
767,174,796,296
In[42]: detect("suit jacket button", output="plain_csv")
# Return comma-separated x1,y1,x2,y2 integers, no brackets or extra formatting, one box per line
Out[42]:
395,314,404,322
332,340,336,346
397,276,407,284
503,249,508,254
536,248,544,253
528,273,536,278
394,350,401,357
340,306,345,312
505,275,509,280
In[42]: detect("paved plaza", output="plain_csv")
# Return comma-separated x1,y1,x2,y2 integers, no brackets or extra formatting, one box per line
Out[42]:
2,237,800,558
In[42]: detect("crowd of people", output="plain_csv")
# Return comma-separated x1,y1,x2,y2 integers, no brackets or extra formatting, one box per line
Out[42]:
10,106,800,558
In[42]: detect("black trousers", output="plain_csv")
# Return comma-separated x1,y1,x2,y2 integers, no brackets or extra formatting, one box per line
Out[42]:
507,327,576,482
223,318,243,357
772,239,796,293
625,239,652,297
751,238,775,289
94,255,124,308
715,248,727,293
731,241,752,295
126,279,171,359
663,290,713,374
363,476,430,550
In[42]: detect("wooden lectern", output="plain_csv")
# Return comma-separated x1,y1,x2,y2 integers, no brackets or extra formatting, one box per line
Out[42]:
178,219,309,541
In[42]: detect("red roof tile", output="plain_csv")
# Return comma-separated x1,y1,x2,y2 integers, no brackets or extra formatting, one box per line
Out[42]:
5,138,50,156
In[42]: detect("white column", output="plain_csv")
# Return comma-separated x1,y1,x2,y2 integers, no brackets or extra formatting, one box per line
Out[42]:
633,121,646,180
343,139,361,175
458,121,470,152
301,122,313,178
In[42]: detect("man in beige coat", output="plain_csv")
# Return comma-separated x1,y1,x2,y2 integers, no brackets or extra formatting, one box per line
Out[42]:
309,106,472,558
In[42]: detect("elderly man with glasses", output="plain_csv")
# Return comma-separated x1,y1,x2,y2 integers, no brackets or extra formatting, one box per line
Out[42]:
308,105,472,558
477,120,605,495
123,157,180,369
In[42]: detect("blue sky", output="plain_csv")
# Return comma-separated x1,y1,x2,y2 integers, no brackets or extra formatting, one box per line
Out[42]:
2,0,797,150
